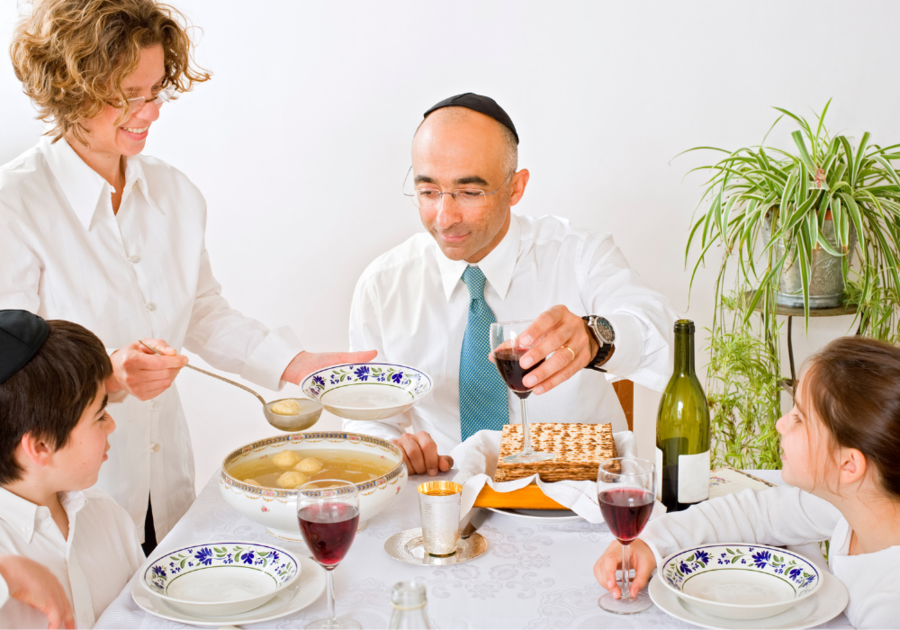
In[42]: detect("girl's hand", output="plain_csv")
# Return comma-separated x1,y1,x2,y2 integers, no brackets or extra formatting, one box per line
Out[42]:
0,555,74,629
593,539,657,599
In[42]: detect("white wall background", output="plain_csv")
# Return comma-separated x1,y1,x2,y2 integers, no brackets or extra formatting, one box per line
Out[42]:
2,0,896,493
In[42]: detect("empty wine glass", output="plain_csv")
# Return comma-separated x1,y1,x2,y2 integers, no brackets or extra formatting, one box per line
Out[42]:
490,320,553,464
297,480,361,629
597,457,656,614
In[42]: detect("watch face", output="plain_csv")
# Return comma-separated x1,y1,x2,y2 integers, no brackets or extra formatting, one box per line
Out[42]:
592,317,615,345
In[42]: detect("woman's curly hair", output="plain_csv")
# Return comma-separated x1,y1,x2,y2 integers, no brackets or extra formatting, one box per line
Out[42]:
10,0,210,145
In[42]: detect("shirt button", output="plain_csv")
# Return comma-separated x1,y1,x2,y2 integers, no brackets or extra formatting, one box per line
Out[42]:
129,255,141,264
151,443,161,452
21,526,29,533
146,302,156,311
151,400,161,411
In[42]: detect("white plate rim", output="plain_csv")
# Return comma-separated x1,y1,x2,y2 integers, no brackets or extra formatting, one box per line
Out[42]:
648,570,849,630
131,555,326,627
486,507,584,524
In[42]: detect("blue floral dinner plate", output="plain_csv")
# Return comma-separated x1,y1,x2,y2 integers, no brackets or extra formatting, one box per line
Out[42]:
658,543,822,621
141,542,300,617
300,363,433,421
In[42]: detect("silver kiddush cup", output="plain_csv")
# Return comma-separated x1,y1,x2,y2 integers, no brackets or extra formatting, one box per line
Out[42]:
417,481,463,557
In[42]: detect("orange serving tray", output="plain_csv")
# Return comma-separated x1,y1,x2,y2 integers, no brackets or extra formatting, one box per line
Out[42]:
473,482,567,510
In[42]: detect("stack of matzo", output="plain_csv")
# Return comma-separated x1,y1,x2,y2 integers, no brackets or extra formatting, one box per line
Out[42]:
494,422,618,482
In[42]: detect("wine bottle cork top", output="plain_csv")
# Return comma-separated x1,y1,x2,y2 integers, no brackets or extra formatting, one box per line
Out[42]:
674,319,695,333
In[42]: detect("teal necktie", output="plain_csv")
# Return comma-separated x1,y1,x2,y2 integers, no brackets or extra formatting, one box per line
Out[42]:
459,266,509,441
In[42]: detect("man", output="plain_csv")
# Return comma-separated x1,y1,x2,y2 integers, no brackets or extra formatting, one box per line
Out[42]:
346,93,677,475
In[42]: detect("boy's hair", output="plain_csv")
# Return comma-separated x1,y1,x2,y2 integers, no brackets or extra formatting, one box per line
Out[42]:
0,320,112,485
806,336,900,499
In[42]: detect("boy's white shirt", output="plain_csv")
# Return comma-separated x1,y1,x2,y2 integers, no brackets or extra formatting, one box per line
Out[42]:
0,486,143,629
640,485,900,629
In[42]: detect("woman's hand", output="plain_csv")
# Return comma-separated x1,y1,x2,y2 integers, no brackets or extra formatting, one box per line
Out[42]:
281,350,378,384
106,339,188,401
593,539,657,599
0,555,74,629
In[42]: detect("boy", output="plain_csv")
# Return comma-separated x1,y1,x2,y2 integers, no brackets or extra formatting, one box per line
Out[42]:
0,310,143,629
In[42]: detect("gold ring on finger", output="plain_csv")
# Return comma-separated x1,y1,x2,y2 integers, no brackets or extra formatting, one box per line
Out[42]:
560,345,576,362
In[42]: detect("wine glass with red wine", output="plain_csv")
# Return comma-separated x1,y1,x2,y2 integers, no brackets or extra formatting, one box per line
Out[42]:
597,457,656,614
490,320,553,464
297,479,361,629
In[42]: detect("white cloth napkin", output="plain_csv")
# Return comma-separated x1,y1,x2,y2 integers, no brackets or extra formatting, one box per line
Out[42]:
450,429,664,524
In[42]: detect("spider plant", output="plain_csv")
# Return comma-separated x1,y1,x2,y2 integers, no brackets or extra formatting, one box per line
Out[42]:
682,101,900,467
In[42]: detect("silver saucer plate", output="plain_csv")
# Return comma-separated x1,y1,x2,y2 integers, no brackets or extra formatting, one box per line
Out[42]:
384,527,487,566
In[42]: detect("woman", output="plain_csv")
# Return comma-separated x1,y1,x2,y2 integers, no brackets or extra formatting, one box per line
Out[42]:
1,0,375,553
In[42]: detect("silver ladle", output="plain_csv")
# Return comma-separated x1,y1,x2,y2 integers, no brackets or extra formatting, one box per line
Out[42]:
138,340,322,432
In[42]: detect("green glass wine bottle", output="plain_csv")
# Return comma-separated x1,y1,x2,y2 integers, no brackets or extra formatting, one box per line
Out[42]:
656,319,710,512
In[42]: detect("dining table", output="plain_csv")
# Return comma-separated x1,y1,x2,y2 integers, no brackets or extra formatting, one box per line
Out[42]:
96,468,853,629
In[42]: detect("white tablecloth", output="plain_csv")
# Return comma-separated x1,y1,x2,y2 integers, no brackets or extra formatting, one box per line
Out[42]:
96,469,852,629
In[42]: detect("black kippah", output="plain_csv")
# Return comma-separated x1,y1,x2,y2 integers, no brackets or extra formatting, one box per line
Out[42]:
0,310,49,384
423,93,519,144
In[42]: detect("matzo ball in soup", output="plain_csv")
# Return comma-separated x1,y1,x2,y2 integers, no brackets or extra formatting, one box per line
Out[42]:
228,448,395,489
272,450,301,469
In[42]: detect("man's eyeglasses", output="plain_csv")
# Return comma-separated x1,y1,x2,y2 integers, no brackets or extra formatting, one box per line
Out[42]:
403,166,510,209
111,84,177,114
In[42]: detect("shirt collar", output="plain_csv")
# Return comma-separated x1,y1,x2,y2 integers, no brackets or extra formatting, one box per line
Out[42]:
0,487,39,543
0,488,87,544
434,213,521,302
40,136,158,230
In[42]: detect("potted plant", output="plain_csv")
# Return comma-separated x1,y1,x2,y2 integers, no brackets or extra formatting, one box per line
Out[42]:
682,101,900,468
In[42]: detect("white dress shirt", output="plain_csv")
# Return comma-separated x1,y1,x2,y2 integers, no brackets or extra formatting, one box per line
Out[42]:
0,487,144,629
346,214,677,453
640,485,900,629
0,137,304,539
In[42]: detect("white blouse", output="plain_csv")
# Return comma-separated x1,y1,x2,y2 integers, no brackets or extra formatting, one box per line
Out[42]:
0,488,144,629
0,137,304,539
347,214,677,453
640,485,900,629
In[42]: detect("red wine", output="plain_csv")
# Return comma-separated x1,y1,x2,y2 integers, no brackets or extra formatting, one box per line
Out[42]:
494,348,545,399
298,503,359,568
598,488,654,544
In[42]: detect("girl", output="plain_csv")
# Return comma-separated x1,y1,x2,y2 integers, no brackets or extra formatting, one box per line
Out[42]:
594,336,900,628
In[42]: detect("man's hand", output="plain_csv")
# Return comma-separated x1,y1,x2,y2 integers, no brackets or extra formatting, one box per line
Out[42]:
513,305,599,395
391,432,454,476
106,339,188,401
593,539,656,599
281,350,378,384
0,555,75,629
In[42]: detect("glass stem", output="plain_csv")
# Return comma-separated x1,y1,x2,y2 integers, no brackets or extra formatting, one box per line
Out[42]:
620,544,632,601
326,568,336,622
520,399,534,455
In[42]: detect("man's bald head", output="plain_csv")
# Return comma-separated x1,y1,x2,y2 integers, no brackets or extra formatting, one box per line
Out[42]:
410,106,529,263
414,107,518,174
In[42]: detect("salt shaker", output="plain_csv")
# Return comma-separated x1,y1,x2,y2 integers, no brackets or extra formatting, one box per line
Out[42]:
388,579,430,629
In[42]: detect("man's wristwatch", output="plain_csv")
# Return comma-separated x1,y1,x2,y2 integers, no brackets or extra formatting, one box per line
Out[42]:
582,315,616,372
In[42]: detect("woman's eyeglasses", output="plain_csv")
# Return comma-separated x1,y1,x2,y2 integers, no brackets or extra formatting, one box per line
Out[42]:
111,84,177,114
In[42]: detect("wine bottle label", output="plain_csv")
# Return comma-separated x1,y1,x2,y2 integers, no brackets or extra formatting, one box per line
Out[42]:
655,447,663,501
678,450,710,503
